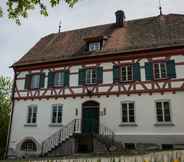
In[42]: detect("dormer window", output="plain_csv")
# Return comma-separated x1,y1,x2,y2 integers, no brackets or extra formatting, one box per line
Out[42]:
88,42,101,51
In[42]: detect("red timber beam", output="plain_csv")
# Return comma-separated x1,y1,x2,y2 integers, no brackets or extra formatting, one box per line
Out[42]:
14,78,184,100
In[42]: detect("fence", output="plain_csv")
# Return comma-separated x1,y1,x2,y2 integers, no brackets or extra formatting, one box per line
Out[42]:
5,150,184,162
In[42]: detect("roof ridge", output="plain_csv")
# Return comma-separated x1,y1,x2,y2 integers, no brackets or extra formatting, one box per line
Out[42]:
40,13,184,39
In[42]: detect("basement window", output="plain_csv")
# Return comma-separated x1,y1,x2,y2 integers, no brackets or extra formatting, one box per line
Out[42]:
125,143,136,150
21,140,37,152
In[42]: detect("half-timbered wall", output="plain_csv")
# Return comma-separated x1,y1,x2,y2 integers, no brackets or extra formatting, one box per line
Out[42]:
9,53,184,155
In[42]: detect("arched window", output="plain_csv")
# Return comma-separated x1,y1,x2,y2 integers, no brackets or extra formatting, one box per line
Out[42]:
21,139,37,152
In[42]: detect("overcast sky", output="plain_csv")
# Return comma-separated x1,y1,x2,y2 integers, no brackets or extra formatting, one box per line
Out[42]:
0,0,184,78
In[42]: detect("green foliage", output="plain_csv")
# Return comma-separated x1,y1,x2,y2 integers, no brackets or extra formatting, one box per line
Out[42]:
0,76,12,159
0,6,3,17
1,0,78,25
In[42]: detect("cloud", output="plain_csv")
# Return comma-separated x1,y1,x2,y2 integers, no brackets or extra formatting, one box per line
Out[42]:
0,0,184,77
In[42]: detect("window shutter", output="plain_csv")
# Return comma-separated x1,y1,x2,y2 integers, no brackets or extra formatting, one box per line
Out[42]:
64,70,70,87
145,62,153,80
97,67,103,84
79,69,86,85
39,73,45,88
48,72,54,88
133,63,141,81
113,65,120,83
167,60,176,79
24,74,31,90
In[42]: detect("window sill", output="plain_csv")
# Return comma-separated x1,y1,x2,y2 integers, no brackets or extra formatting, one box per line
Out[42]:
119,123,138,127
49,124,63,127
154,122,175,127
24,124,37,127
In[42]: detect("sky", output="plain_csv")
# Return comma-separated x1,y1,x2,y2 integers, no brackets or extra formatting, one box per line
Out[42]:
0,0,184,78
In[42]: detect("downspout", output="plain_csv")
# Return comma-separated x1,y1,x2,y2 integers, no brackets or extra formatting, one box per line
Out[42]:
4,69,17,159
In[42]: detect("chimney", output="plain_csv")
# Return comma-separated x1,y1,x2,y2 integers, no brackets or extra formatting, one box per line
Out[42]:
115,10,125,27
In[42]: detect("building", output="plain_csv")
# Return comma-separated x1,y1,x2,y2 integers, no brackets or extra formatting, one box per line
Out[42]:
7,11,184,158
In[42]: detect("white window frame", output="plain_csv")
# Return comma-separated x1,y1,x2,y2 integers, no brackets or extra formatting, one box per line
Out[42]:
27,105,37,124
51,104,63,124
153,62,167,80
88,42,101,51
120,64,133,82
85,68,97,84
31,74,40,89
121,101,136,124
54,71,64,87
155,100,172,123
21,140,37,152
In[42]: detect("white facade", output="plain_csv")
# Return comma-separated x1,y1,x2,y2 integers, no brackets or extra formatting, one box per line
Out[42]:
8,54,184,157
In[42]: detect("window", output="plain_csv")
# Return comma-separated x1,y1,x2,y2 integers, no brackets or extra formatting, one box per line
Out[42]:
21,140,37,152
125,143,136,150
121,102,135,123
54,71,64,87
88,42,101,51
48,70,69,88
51,104,63,124
161,144,174,150
120,65,133,82
25,73,45,90
86,68,97,84
27,105,37,124
154,62,167,79
31,74,40,89
156,101,171,123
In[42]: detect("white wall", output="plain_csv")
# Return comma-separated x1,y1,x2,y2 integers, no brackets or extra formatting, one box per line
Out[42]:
9,91,184,149
9,54,184,153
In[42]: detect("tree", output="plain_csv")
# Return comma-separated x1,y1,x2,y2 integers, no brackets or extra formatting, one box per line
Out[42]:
0,0,78,24
0,76,11,159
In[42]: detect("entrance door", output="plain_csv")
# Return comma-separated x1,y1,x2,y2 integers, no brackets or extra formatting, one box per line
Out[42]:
82,101,99,134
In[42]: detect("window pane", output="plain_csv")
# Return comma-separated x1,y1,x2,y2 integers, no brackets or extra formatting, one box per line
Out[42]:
121,65,132,81
121,67,126,81
52,105,57,123
92,69,97,83
129,103,134,122
127,65,133,81
160,63,167,78
122,104,128,122
164,102,171,122
31,75,40,89
54,72,64,86
156,102,163,122
89,42,100,51
154,64,160,79
27,107,32,123
57,105,63,123
129,116,135,122
86,69,96,84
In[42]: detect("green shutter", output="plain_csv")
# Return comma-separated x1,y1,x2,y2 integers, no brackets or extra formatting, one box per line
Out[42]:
48,72,54,88
39,73,45,88
113,65,120,83
167,60,176,78
133,63,141,81
24,74,31,89
64,70,70,87
79,69,86,85
97,67,103,84
145,62,153,80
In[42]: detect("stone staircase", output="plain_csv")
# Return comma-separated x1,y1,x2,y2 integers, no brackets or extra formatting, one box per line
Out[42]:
41,119,123,156
41,119,81,156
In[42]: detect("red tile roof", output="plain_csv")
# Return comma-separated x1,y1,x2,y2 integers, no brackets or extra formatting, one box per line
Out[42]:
13,14,184,67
